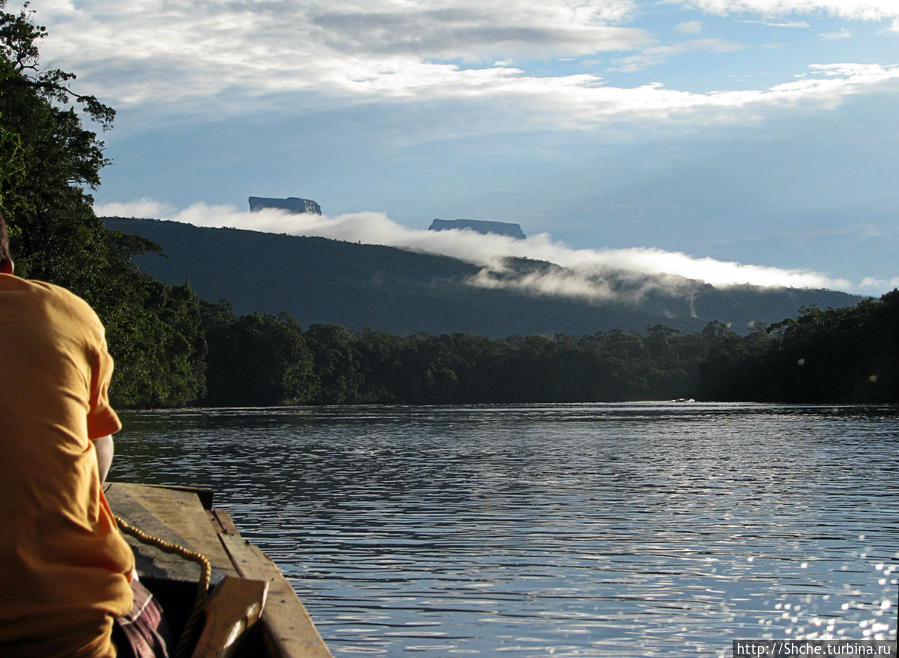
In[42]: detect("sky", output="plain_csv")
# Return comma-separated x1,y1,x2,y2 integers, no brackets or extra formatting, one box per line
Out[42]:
22,0,899,296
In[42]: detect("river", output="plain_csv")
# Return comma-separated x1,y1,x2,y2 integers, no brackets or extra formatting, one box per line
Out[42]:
113,402,899,656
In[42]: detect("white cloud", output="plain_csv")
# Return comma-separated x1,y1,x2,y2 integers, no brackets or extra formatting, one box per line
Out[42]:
860,276,899,291
611,38,744,72
93,197,175,218
741,19,811,27
21,0,899,130
821,27,852,38
676,20,705,34
536,62,899,129
308,4,646,60
31,1,648,103
669,0,899,21
98,200,853,296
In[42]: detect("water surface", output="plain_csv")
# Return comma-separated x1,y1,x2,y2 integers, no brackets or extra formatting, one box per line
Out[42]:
113,403,899,656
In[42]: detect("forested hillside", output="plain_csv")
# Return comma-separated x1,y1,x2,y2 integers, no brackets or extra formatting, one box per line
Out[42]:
104,216,861,337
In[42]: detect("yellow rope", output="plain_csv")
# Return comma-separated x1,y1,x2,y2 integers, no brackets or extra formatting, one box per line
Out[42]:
115,514,211,658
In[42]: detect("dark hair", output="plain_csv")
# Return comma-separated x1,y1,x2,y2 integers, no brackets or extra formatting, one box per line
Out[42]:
0,213,11,266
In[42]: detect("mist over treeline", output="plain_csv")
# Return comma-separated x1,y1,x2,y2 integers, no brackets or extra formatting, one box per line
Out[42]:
2,5,897,409
102,216,862,339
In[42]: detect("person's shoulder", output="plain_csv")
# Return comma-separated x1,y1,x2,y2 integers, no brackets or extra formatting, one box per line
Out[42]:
48,282,101,318
15,278,102,326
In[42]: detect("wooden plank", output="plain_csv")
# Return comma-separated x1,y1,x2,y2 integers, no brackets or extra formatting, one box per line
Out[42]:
211,508,241,536
220,534,332,658
107,483,201,582
191,576,268,658
208,510,225,535
147,484,215,510
107,483,237,582
115,483,235,572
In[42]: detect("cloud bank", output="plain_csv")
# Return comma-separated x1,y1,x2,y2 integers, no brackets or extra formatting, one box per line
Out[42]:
96,200,853,299
26,0,899,130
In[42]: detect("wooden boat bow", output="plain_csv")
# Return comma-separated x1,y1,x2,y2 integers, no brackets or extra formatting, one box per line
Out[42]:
107,482,332,658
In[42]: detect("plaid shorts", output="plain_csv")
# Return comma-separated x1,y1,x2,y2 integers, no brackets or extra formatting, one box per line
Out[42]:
111,581,172,658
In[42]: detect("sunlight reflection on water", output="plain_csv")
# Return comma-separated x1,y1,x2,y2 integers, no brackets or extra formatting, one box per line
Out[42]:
113,403,899,656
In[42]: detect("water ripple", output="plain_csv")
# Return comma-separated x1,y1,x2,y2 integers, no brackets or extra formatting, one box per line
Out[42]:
114,403,899,656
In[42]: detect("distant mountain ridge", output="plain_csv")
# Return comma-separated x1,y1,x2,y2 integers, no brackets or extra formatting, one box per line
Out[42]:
248,196,322,214
429,218,526,239
103,217,862,337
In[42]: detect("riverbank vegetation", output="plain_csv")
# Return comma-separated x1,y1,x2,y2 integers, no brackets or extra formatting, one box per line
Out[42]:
2,4,897,408
191,298,899,406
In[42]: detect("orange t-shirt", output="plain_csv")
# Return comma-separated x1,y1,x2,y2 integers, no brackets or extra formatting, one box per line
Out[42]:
0,275,134,657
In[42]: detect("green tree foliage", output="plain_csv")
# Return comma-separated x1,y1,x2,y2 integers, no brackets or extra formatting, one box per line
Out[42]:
0,3,205,406
696,290,899,403
104,274,207,407
0,2,112,273
303,324,365,404
285,291,899,405
202,303,317,406
296,324,706,405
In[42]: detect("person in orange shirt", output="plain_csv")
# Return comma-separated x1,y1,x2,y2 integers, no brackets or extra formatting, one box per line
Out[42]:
0,214,169,657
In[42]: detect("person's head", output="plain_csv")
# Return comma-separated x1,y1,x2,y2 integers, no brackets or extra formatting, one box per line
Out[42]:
0,213,13,274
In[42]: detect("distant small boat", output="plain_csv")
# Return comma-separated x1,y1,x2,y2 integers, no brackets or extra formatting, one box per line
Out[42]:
106,482,332,657
672,398,696,403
